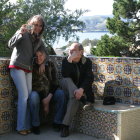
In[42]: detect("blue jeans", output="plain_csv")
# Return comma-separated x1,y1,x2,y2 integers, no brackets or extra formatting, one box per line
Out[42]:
29,89,66,126
53,89,66,124
10,68,32,131
29,91,40,126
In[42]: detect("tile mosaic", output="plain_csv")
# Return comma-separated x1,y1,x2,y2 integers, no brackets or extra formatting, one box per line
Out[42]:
133,58,140,64
133,65,140,76
123,64,133,75
0,99,16,111
114,86,123,97
92,63,98,73
0,121,16,134
133,76,140,87
115,57,123,63
105,75,115,81
123,58,133,64
0,56,140,138
122,76,133,86
106,64,114,74
114,64,124,75
132,88,140,98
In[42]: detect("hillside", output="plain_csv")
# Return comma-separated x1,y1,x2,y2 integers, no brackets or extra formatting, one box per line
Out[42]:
80,15,113,32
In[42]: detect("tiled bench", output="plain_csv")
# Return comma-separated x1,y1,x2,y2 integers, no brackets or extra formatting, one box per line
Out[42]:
72,100,140,140
0,56,140,140
0,58,17,134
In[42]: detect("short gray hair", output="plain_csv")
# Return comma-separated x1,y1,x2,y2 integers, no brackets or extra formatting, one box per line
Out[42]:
72,42,84,51
78,43,84,50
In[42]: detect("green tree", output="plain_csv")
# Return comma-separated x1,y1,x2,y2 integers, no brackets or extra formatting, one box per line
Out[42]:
82,38,98,47
0,0,17,56
92,34,130,56
82,38,91,46
106,0,140,57
0,0,86,56
90,39,98,46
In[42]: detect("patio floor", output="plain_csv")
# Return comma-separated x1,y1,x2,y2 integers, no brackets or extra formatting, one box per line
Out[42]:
0,125,105,140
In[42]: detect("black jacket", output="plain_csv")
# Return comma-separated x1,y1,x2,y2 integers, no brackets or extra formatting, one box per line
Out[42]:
62,56,94,103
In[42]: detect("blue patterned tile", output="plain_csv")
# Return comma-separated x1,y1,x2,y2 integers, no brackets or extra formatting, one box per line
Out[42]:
133,65,140,76
114,64,124,75
107,64,114,74
98,64,106,73
133,77,140,87
123,64,132,75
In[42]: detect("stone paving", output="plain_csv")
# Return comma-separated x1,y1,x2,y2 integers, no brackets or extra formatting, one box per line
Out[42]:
0,126,105,140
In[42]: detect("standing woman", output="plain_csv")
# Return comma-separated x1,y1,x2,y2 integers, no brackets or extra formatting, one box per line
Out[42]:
8,15,46,135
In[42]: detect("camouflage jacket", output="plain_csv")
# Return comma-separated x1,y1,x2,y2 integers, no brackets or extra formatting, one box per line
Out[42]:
32,61,59,99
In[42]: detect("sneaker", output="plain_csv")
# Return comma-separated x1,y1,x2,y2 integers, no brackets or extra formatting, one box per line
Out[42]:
60,124,69,137
83,102,94,110
32,126,40,135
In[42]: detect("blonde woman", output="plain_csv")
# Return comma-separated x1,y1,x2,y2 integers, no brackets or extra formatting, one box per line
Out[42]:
8,15,46,135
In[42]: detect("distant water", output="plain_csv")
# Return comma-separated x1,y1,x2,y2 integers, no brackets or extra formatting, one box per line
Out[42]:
53,31,111,48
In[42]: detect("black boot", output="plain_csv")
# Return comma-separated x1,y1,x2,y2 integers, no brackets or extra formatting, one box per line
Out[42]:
32,126,40,135
60,124,69,137
53,123,61,132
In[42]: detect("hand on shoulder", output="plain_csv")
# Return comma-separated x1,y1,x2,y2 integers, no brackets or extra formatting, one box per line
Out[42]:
19,24,28,34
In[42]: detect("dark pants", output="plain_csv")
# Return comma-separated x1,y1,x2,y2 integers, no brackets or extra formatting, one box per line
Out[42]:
60,78,80,126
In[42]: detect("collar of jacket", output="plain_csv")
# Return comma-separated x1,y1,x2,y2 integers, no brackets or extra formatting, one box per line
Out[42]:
29,33,42,54
80,55,87,64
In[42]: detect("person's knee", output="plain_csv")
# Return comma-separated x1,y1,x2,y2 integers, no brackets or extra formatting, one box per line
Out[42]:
29,91,40,105
60,78,73,88
61,78,72,83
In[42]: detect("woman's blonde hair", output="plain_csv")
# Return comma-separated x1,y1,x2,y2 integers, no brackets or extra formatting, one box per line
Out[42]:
27,15,45,35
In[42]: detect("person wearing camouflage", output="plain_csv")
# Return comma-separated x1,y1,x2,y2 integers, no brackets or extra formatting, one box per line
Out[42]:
29,48,66,134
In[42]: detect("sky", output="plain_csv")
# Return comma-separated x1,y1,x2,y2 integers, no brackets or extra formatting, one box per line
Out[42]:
10,0,114,16
64,0,114,16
